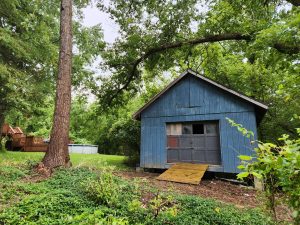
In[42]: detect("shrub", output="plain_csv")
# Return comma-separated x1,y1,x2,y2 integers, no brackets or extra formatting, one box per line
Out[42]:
0,167,98,225
84,169,141,208
239,135,300,223
84,170,273,225
228,118,300,223
123,153,140,167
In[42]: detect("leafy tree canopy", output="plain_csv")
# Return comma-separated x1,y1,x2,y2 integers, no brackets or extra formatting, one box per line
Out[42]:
1,0,104,137
95,0,300,142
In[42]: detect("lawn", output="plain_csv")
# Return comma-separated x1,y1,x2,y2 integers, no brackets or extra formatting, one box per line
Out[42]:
0,151,128,170
0,151,274,225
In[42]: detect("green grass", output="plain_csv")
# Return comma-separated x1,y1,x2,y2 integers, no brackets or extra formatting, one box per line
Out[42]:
0,151,128,170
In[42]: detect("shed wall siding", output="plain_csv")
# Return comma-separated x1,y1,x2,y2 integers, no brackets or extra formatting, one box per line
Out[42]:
142,76,254,119
140,75,258,173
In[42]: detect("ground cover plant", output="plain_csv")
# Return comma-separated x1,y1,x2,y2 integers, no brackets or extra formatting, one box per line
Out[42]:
0,152,274,225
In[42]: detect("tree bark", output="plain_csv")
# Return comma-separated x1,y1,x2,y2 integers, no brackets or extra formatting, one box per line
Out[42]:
0,111,5,151
42,0,72,170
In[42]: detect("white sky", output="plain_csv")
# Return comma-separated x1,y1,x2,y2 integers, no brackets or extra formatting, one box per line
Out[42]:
81,2,119,43
77,3,120,101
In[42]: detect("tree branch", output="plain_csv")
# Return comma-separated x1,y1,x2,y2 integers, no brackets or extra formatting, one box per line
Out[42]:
273,43,300,54
286,0,300,6
109,33,252,101
109,32,300,102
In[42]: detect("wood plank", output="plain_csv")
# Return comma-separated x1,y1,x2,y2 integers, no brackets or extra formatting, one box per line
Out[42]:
157,163,208,185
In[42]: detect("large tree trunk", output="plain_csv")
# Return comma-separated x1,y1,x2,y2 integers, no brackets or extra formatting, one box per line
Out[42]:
42,0,72,170
0,111,5,151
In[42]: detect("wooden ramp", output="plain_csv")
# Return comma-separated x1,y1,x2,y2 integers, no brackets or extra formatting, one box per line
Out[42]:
157,163,208,185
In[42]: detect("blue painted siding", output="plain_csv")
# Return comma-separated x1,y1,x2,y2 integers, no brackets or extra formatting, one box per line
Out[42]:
140,74,258,173
142,76,253,119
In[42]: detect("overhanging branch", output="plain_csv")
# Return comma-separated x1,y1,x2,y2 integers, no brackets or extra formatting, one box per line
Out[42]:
109,32,300,102
109,33,252,101
286,0,300,6
273,43,300,54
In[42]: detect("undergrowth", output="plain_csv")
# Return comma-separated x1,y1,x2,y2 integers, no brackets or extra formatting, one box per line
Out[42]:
0,162,274,225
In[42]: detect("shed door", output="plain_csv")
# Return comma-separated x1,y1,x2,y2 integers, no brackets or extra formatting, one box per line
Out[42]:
167,121,221,165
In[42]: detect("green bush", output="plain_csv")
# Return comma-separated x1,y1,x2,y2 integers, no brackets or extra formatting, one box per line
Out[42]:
0,182,46,206
123,154,140,167
239,135,300,223
84,170,141,208
228,118,300,223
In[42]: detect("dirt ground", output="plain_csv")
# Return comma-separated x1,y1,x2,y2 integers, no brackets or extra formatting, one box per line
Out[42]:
116,171,292,222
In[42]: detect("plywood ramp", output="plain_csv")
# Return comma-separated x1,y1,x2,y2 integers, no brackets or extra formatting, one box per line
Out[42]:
157,163,208,185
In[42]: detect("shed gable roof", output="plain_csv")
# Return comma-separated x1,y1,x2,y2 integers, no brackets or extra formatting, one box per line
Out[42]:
133,69,268,120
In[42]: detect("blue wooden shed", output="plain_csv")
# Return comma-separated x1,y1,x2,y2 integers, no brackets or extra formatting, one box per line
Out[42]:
133,69,268,173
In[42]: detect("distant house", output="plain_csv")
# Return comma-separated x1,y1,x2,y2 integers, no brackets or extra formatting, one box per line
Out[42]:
133,69,268,173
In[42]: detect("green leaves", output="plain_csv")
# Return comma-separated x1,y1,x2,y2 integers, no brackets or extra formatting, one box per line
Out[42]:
237,171,262,180
237,165,246,170
251,172,262,179
238,155,253,161
237,132,300,223
226,118,255,141
237,172,249,179
0,0,105,138
0,0,60,130
94,0,300,149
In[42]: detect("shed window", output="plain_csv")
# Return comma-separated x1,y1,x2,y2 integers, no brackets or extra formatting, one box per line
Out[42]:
206,124,218,134
182,124,192,134
192,124,204,134
166,123,182,135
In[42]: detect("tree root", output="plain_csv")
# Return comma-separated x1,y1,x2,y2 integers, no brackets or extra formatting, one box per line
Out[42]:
34,162,52,177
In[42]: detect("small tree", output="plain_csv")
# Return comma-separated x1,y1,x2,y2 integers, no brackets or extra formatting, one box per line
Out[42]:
228,118,300,223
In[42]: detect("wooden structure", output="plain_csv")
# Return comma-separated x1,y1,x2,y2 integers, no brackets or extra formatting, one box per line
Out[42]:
23,136,48,152
1,124,47,152
133,69,268,173
157,163,208,184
